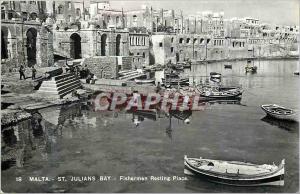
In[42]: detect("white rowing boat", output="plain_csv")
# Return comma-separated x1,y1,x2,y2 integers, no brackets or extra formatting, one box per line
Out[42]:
184,155,285,186
261,104,296,121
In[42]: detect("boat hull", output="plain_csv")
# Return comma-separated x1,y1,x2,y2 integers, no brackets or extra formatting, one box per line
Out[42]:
134,79,155,84
261,105,296,121
184,160,284,186
200,93,242,99
184,167,284,186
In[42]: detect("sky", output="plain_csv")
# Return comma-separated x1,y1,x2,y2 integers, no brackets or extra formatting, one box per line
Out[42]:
108,0,299,26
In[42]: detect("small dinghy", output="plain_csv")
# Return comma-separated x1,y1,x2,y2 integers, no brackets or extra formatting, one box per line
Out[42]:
200,89,243,99
261,104,296,121
245,66,257,73
134,78,155,85
184,155,285,186
210,72,221,79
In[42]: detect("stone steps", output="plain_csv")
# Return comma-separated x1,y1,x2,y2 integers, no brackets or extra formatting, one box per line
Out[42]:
38,73,82,99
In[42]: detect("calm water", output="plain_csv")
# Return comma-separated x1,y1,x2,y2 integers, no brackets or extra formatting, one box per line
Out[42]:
2,59,299,193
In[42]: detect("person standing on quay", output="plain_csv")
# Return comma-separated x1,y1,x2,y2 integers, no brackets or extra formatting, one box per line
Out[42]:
32,66,36,80
19,65,26,80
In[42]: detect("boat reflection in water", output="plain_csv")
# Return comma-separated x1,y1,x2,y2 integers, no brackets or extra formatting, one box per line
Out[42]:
261,116,299,133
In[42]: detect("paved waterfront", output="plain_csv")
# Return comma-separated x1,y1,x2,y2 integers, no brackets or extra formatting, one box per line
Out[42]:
1,59,299,193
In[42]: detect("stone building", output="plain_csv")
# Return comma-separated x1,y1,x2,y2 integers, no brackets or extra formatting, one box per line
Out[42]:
52,0,130,65
177,34,216,61
128,28,150,68
150,33,177,65
1,1,54,71
125,6,152,32
197,11,225,37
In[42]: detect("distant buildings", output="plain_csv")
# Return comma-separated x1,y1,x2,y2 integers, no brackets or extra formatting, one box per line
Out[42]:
1,0,299,74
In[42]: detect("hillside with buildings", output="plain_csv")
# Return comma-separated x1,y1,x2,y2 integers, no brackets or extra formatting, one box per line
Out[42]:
1,0,299,76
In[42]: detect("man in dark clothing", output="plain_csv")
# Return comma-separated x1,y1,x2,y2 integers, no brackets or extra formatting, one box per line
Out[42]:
19,65,26,80
32,66,36,80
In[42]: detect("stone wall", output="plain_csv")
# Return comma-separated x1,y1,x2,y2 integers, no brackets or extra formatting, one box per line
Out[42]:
82,56,119,79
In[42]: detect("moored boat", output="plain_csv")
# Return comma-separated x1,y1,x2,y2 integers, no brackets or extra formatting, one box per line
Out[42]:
261,104,296,121
134,78,155,85
245,66,257,73
184,155,285,186
199,86,243,99
200,90,242,99
210,72,221,79
162,78,189,87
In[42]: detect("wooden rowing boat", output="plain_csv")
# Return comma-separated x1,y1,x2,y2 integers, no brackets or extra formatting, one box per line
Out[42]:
200,88,243,99
134,79,155,84
184,155,285,186
261,104,296,121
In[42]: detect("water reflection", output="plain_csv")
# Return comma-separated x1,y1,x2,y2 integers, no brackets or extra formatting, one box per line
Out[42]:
1,98,244,171
261,116,299,133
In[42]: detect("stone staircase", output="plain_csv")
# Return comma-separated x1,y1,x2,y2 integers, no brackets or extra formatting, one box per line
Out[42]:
118,70,146,80
38,73,82,99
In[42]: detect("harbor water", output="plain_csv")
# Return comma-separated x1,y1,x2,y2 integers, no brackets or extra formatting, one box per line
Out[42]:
1,59,299,193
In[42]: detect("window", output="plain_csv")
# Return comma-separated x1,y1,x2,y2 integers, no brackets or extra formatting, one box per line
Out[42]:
186,38,190,44
1,7,5,19
58,5,63,14
159,42,163,47
133,15,137,22
171,47,174,53
76,8,81,16
179,38,184,44
171,37,174,43
116,16,120,25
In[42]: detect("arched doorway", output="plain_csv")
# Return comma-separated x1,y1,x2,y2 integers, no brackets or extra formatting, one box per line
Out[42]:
116,34,121,56
26,28,37,66
1,30,8,59
101,34,107,56
70,33,81,59
176,53,179,62
101,66,112,79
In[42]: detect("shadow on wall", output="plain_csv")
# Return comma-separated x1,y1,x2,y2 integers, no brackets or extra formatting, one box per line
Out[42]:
149,40,155,65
